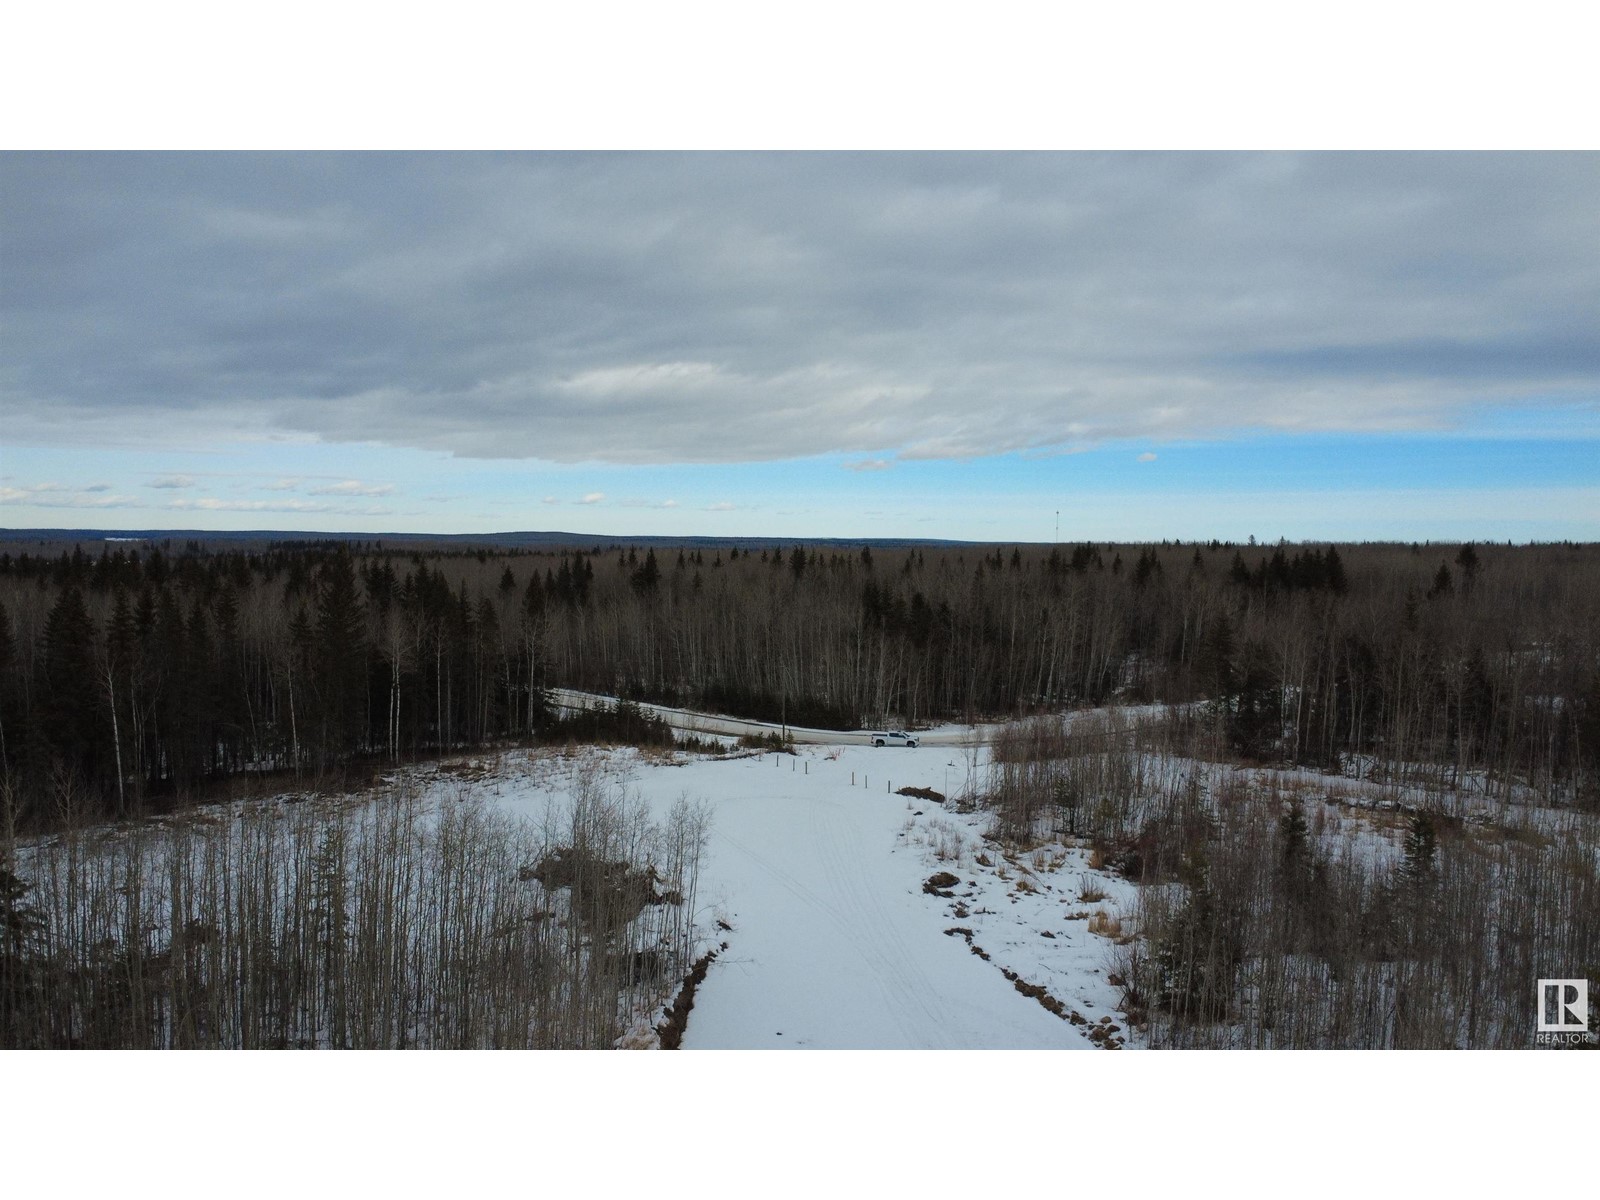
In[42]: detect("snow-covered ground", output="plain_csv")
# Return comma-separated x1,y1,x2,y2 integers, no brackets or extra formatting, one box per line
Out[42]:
22,684,1592,1051
435,739,1139,1049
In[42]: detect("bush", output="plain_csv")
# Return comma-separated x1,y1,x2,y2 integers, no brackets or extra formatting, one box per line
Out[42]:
736,731,793,753
542,700,677,750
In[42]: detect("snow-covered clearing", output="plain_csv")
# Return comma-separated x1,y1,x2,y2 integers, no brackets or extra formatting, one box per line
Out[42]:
439,740,1139,1049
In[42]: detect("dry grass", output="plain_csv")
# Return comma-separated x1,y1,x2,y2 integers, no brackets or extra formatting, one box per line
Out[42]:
1031,847,1069,872
1087,910,1124,938
437,759,494,781
908,817,970,865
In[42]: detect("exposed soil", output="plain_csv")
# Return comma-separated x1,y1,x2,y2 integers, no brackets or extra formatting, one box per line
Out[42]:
942,925,1124,1048
657,945,724,1050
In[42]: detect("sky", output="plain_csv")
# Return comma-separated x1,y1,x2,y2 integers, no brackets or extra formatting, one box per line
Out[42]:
3,151,1598,542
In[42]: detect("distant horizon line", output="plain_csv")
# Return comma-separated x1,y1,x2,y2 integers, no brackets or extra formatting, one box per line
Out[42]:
1,527,1589,550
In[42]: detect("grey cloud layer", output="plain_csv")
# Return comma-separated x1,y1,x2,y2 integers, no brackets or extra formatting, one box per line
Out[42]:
3,153,1596,462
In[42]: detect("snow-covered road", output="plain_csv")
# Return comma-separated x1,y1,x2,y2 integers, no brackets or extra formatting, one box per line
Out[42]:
549,688,989,747
660,750,1090,1049
449,728,1140,1048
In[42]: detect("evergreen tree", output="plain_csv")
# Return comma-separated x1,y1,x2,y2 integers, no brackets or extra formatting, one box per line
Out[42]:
41,587,101,786
1279,799,1309,873
523,573,545,617
631,549,662,597
0,865,46,1047
1324,545,1348,595
1198,613,1236,698
1427,562,1454,599
1399,812,1438,891
313,551,369,764
1154,853,1241,1022
183,599,218,776
1392,811,1441,953
1133,549,1161,590
0,598,13,767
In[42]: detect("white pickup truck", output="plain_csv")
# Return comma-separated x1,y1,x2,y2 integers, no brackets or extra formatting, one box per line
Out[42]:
868,731,920,747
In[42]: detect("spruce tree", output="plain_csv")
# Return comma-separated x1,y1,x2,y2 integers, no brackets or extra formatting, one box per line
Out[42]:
1154,853,1240,1022
1277,798,1321,918
1427,562,1454,599
314,551,368,765
0,598,13,767
1399,812,1438,891
42,586,101,787
1324,545,1348,594
631,549,661,597
1279,799,1309,873
1199,613,1236,699
0,865,46,1047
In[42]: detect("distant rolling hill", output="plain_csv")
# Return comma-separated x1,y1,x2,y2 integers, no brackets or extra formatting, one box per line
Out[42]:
0,527,983,552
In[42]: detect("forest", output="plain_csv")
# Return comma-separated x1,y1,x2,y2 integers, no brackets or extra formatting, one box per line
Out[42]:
1,535,1597,832
983,707,1600,1048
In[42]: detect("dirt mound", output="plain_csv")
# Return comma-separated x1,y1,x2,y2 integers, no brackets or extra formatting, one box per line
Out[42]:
525,846,677,933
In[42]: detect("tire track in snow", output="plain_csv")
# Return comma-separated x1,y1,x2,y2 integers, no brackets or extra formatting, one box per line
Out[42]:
716,823,937,1048
808,797,959,1048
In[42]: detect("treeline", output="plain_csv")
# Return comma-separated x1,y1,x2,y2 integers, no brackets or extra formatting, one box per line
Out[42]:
0,544,552,828
2,537,1598,827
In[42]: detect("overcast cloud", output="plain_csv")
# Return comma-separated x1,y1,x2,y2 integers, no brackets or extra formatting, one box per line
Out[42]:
2,152,1597,467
